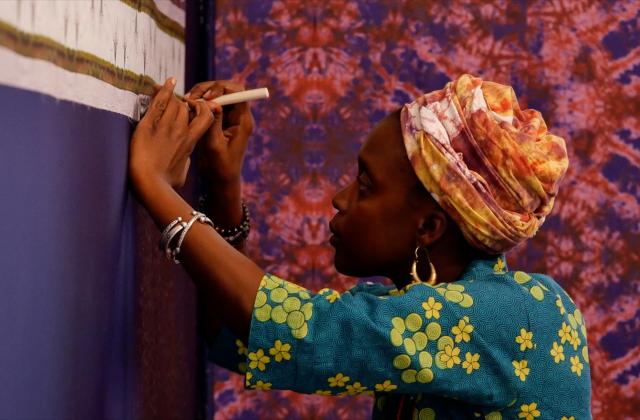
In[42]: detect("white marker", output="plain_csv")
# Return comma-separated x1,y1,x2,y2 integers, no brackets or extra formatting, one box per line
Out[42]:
210,87,269,106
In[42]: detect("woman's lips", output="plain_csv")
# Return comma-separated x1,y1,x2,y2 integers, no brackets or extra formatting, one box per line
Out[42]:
329,218,342,246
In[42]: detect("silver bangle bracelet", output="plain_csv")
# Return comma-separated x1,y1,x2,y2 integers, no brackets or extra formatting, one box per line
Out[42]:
163,223,185,259
159,216,183,251
170,211,214,264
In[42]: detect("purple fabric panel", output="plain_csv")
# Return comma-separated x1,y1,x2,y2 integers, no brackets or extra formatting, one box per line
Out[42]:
0,85,135,419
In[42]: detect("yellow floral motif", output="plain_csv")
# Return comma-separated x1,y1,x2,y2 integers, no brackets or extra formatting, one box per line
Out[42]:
248,349,270,371
485,412,502,420
284,281,311,299
529,284,545,301
452,317,474,343
253,380,272,391
324,290,340,303
556,295,566,315
561,416,575,420
433,335,454,369
254,275,313,339
374,380,397,392
435,283,473,308
570,356,584,377
439,345,462,368
462,352,480,374
416,351,435,383
518,402,540,420
513,272,547,301
389,313,428,355
569,329,581,351
493,257,506,273
582,346,589,363
513,271,531,284
416,407,436,420
345,382,368,395
422,296,443,319
550,342,565,363
328,373,350,387
269,340,291,362
235,339,247,356
558,322,572,344
314,390,331,395
245,371,253,386
515,328,534,351
512,360,530,381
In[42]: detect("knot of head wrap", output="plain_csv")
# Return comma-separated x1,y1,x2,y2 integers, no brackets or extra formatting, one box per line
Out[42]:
401,74,569,254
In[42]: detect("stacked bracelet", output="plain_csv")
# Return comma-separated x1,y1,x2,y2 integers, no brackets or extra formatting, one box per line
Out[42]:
158,211,214,264
213,201,251,244
198,195,251,244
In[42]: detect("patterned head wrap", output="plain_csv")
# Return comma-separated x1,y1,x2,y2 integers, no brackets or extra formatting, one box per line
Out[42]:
401,74,569,254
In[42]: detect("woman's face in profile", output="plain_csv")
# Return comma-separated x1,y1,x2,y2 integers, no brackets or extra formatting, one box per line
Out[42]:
330,112,429,280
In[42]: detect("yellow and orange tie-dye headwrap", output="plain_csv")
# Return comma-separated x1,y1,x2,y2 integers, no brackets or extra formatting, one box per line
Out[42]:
401,74,569,254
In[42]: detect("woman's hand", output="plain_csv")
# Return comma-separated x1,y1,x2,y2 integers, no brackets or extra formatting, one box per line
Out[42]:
185,80,255,233
129,77,214,201
186,80,255,185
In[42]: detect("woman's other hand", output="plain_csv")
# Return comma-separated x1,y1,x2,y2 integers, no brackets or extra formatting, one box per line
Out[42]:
186,80,255,185
129,77,214,200
185,80,255,234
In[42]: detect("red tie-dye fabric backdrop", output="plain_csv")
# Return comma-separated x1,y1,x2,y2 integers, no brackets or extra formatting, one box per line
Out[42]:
208,1,640,418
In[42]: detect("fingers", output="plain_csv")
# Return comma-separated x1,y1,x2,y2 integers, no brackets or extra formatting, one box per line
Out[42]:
185,97,221,114
187,100,215,148
175,98,189,128
159,94,181,127
202,81,245,99
146,77,176,123
202,82,249,129
186,80,227,100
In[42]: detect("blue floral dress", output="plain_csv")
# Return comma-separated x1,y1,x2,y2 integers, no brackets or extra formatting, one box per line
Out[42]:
211,256,592,419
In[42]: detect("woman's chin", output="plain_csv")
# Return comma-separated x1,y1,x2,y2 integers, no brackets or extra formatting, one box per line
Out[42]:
332,250,361,277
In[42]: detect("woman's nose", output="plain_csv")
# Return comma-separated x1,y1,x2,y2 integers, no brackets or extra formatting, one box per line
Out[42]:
332,184,349,213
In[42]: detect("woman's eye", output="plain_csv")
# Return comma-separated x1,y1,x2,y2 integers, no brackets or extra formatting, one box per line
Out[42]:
357,174,370,191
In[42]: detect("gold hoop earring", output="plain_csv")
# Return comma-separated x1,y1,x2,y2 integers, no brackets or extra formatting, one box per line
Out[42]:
410,246,437,285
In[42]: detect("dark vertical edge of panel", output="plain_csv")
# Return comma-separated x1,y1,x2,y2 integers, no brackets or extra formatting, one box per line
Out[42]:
186,1,216,419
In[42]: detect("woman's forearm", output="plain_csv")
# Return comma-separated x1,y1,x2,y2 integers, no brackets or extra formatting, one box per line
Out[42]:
135,177,263,342
201,179,248,253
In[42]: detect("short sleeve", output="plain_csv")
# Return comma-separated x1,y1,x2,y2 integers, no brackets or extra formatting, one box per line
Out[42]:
244,270,529,406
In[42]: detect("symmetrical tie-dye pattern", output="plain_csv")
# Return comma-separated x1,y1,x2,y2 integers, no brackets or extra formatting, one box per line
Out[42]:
212,257,591,419
209,1,640,418
401,75,568,254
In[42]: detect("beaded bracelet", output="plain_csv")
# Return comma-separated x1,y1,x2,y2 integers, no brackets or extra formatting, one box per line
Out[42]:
198,196,251,244
213,201,251,244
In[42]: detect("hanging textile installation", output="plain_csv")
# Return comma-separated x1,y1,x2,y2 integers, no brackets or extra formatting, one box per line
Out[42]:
0,0,185,119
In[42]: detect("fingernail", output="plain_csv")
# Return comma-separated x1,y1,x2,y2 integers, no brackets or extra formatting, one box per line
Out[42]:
169,77,176,86
203,89,212,98
184,92,190,99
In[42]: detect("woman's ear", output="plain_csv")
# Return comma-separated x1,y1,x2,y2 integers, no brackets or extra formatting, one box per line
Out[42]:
416,210,448,247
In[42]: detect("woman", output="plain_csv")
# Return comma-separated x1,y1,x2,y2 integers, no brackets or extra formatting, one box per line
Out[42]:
129,75,591,419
